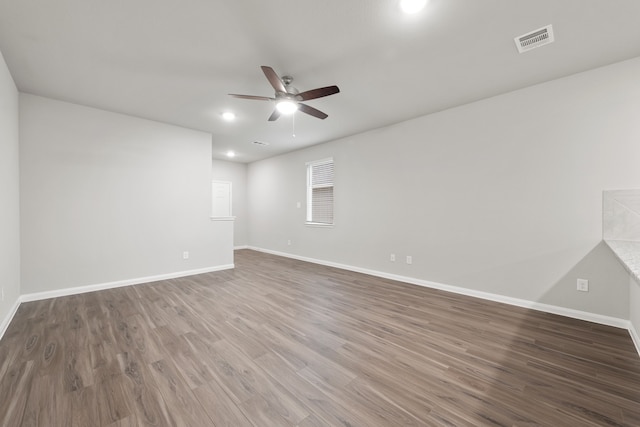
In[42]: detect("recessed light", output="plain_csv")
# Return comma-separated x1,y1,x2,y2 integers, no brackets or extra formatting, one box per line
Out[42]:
226,150,236,158
400,0,427,14
222,112,236,121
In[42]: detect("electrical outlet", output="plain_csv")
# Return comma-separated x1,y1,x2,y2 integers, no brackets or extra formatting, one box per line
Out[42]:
390,253,396,262
577,278,589,292
183,251,189,260
296,202,301,209
406,255,413,265
287,240,291,246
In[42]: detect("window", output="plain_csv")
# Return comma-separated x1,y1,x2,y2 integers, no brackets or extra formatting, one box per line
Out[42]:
306,158,334,225
211,180,232,218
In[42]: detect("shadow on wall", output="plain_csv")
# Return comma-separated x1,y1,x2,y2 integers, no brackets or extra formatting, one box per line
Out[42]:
537,241,631,320
441,240,631,322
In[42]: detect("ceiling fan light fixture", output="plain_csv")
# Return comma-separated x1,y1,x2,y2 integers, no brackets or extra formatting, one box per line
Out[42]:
276,99,298,115
400,0,427,14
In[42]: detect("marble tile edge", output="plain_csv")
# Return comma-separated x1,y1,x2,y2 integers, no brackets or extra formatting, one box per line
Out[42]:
604,239,640,284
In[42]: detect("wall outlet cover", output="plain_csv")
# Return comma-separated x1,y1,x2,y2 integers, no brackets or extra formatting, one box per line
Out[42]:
577,278,589,292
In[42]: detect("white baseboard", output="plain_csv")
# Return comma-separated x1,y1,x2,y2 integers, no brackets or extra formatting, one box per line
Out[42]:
0,297,21,341
20,264,234,303
234,245,249,250
248,246,630,330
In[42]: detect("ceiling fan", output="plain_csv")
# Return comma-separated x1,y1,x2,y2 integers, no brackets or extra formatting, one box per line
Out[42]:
229,66,340,121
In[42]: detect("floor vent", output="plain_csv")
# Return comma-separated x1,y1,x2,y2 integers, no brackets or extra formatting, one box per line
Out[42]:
514,25,554,53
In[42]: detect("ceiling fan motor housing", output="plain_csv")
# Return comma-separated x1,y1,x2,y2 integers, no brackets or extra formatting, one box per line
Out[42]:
281,76,299,94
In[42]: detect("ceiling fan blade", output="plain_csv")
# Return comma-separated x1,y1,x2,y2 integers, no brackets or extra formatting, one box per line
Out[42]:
298,103,328,120
229,94,274,101
297,85,340,101
261,66,287,93
268,109,281,121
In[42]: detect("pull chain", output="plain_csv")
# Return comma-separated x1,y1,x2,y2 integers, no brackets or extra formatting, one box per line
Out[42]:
292,112,296,138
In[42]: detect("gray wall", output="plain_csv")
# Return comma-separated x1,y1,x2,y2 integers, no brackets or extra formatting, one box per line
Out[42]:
632,276,640,346
0,51,20,330
20,94,233,294
212,159,248,248
248,57,640,320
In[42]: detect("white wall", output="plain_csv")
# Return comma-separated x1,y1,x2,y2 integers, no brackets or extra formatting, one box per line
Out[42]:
212,159,248,248
20,94,233,295
0,50,20,333
248,57,640,320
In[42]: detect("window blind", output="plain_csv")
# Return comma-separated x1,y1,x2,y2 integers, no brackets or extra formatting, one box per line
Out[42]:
307,159,334,224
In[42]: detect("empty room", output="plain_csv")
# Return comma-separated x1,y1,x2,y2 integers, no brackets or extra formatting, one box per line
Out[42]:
2,0,640,426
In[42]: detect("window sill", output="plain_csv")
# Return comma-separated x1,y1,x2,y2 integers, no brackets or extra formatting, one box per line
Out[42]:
210,216,236,221
305,222,334,228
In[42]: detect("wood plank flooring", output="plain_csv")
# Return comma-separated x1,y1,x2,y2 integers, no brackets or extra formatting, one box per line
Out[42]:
1,249,640,426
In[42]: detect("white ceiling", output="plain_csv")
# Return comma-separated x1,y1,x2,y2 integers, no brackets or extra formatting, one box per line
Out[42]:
2,0,640,163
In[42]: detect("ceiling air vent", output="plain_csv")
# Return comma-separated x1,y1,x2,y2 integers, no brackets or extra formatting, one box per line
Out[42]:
514,25,554,53
253,140,269,146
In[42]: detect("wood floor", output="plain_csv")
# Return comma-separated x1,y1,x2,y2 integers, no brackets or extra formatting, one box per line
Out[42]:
1,249,640,426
